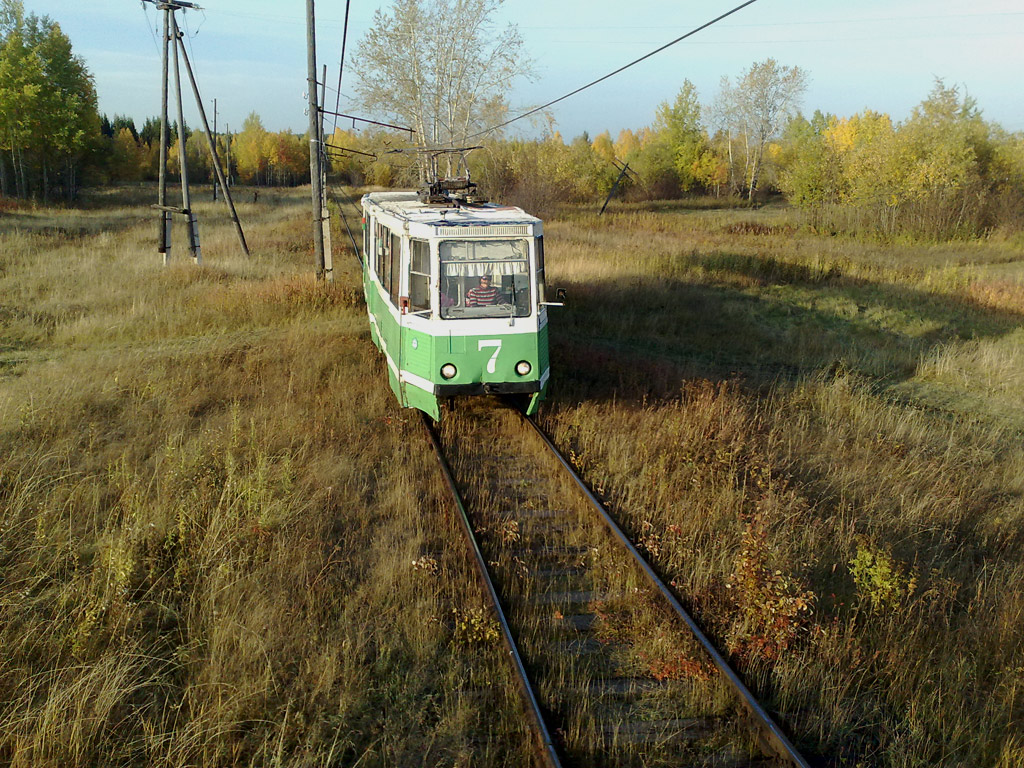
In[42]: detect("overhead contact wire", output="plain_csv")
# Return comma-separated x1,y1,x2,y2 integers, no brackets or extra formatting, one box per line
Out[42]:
330,0,353,139
467,0,763,140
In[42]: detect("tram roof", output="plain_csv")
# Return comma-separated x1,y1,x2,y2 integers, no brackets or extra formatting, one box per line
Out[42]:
363,191,541,229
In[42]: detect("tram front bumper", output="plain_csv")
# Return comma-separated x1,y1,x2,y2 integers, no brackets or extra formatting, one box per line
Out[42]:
436,381,542,397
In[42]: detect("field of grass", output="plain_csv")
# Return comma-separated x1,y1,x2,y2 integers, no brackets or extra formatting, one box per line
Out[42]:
0,188,531,766
1,186,1022,766
540,201,1024,765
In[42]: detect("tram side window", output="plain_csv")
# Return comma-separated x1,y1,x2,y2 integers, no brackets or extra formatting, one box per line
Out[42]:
536,236,546,304
375,222,390,291
410,239,430,312
363,215,370,263
390,232,402,305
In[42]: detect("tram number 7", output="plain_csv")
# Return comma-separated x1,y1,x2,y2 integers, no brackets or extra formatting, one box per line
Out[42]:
478,340,502,374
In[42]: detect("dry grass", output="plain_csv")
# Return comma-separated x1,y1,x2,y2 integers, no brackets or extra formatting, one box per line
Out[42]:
0,186,530,767
2,187,1023,766
439,401,746,766
537,204,1024,765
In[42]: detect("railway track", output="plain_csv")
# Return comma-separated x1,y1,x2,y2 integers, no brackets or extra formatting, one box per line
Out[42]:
332,183,812,765
424,399,813,768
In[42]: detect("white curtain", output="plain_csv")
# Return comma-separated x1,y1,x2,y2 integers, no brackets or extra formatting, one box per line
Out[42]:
440,240,528,277
443,261,525,277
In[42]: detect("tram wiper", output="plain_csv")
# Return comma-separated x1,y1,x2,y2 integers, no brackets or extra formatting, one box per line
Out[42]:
507,288,517,326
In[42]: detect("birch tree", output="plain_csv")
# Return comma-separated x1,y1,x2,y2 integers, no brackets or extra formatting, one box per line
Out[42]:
352,0,533,180
718,59,807,200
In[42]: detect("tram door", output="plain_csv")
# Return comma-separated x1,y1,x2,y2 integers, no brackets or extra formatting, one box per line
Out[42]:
398,238,432,408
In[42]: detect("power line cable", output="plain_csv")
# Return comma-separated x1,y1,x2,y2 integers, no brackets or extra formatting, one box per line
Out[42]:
140,1,161,55
182,11,200,82
466,0,763,140
330,0,353,138
549,29,1022,46
516,10,1024,31
320,82,353,100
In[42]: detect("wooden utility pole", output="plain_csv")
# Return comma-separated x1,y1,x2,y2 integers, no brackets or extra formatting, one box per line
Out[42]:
600,162,631,215
306,0,330,281
158,5,171,263
147,0,249,263
225,124,231,187
319,63,333,281
170,11,200,263
212,98,218,201
173,16,250,256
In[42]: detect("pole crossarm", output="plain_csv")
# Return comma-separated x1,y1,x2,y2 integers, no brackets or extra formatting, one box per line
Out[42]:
142,0,204,11
382,145,483,156
151,204,190,214
325,146,377,160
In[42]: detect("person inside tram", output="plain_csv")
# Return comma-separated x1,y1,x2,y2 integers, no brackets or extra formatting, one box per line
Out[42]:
465,273,501,306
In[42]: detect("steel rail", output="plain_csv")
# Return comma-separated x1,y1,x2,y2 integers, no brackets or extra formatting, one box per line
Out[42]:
420,414,564,768
520,412,813,768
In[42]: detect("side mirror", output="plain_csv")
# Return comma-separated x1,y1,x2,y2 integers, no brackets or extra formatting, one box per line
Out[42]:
540,287,566,308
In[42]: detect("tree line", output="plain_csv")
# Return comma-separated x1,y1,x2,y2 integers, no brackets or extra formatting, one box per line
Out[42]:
778,83,1024,238
0,0,317,200
101,112,312,189
0,0,99,200
332,64,1024,240
4,0,1023,242
338,0,1024,240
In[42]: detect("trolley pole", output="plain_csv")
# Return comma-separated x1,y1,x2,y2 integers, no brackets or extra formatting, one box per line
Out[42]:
306,0,328,280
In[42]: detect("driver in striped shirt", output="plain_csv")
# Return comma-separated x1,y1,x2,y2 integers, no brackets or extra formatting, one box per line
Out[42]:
466,274,501,306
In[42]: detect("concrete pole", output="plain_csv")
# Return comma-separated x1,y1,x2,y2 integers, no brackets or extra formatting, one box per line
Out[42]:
320,63,333,282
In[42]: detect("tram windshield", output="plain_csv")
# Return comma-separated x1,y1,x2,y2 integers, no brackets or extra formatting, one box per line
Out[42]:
439,239,531,319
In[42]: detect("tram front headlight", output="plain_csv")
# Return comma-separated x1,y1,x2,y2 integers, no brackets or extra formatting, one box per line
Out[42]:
440,363,457,380
515,360,532,376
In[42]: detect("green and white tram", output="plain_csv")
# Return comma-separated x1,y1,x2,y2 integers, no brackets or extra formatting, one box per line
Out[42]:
361,188,553,421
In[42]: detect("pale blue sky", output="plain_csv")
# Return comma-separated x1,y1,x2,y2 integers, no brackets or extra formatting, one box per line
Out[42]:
22,0,1024,138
